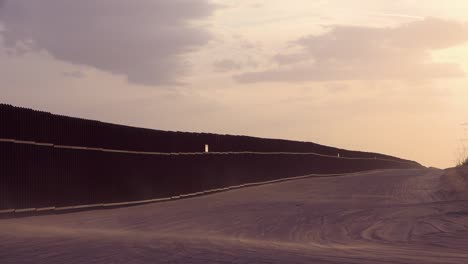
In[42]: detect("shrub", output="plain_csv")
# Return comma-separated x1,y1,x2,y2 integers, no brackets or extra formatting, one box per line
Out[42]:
457,149,468,167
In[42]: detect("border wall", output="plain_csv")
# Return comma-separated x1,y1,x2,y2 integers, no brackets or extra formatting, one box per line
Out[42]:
0,104,422,214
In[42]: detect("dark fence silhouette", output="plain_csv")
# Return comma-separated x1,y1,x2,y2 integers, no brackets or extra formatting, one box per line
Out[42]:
0,104,417,161
0,104,421,213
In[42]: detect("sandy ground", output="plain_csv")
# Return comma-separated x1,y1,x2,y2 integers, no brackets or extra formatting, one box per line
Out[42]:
1,168,468,264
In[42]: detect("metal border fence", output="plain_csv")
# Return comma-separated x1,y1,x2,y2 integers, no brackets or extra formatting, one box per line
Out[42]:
0,104,422,215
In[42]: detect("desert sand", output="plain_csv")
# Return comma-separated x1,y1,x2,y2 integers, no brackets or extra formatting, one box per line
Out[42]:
1,168,468,263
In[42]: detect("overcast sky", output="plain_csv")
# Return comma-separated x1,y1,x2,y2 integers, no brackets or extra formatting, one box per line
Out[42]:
1,0,468,168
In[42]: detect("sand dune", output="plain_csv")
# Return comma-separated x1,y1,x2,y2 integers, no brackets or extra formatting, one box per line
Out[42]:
1,168,468,263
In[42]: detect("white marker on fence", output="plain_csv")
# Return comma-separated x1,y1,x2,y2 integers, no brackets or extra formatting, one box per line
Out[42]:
205,144,209,153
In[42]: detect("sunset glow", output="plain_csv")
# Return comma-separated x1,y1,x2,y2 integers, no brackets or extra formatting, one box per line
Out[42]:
1,0,467,168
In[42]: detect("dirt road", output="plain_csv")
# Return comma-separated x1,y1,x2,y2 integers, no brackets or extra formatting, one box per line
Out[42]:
1,168,468,263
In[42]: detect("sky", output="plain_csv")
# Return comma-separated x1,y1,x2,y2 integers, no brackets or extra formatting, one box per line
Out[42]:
1,0,468,168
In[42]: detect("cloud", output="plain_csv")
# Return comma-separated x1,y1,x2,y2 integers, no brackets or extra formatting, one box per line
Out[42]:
368,12,424,20
213,59,242,72
62,71,84,79
0,0,216,86
213,57,258,73
235,18,468,83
